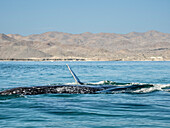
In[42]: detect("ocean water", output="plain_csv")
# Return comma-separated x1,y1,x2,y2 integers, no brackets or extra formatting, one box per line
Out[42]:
0,61,170,128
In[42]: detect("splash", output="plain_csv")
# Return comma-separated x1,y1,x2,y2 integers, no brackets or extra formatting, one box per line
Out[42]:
132,84,170,94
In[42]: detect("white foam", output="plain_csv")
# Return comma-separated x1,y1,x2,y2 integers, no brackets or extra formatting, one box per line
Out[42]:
133,84,170,93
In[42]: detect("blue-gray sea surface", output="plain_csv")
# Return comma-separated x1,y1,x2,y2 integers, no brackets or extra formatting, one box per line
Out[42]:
0,61,170,128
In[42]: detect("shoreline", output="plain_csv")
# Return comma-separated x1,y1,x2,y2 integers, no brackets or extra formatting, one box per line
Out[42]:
0,58,169,61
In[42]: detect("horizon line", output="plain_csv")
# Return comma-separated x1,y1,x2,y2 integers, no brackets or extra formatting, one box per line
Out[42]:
1,30,170,36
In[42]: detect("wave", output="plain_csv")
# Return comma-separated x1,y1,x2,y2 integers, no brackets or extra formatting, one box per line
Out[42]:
64,80,131,86
0,94,25,100
87,80,131,85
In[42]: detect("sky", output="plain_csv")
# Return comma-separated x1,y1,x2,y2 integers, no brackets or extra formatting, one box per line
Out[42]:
0,0,170,35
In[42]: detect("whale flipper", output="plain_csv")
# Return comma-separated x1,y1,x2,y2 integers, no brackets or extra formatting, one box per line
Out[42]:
66,64,84,85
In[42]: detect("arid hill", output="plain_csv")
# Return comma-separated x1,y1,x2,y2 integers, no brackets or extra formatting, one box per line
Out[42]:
0,30,170,61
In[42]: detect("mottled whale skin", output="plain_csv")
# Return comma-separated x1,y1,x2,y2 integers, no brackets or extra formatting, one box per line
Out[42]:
0,85,104,95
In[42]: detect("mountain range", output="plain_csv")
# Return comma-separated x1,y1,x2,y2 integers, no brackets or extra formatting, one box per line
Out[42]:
0,30,170,61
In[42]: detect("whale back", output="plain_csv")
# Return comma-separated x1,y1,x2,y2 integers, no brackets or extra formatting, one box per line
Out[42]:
0,85,103,95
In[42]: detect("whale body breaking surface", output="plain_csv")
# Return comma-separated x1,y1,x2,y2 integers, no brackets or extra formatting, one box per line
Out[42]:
0,64,164,96
0,84,157,95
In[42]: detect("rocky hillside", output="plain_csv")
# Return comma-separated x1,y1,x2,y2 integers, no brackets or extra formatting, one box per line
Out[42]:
0,30,170,61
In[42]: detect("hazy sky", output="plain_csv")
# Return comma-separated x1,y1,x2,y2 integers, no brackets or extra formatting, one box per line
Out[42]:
0,0,170,35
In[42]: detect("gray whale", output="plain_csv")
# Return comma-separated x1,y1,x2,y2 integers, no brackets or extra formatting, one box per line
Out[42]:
0,65,154,96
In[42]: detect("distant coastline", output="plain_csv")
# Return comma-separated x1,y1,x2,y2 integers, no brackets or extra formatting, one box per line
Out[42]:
0,31,170,61
0,58,169,61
